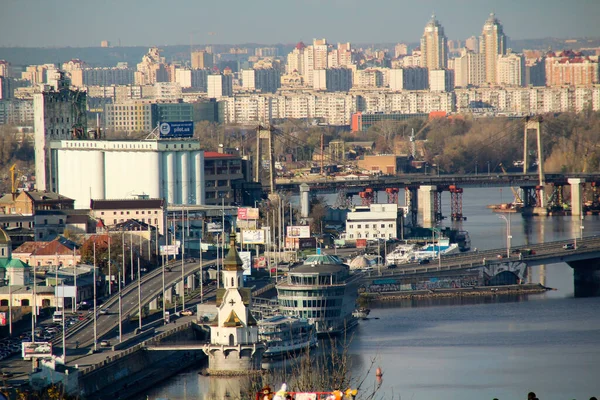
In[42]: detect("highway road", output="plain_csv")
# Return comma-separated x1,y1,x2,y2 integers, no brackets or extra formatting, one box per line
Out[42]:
365,235,600,279
64,257,216,348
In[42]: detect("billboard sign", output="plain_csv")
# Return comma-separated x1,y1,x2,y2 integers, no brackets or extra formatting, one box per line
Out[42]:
239,251,252,276
22,342,52,359
55,286,77,298
287,225,311,239
241,229,265,244
253,256,267,269
160,245,180,256
237,207,259,220
159,121,194,138
207,222,223,233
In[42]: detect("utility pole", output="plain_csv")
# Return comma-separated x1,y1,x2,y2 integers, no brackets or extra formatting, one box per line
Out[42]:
108,233,111,296
93,242,97,352
320,132,324,176
118,268,122,342
181,208,185,311
138,257,142,330
199,237,203,304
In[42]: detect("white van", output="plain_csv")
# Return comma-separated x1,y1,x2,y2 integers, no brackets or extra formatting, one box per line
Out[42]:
52,311,63,323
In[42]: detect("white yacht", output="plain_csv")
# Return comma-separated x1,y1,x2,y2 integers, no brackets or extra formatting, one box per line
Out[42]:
258,315,317,358
276,254,359,336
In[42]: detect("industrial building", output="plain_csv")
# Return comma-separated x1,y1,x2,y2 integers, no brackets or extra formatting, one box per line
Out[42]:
48,139,205,209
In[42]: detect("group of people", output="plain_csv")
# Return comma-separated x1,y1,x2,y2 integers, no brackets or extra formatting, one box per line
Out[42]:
259,384,358,400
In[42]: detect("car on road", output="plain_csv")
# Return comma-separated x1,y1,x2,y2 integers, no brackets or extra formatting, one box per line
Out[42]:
418,258,430,265
181,309,194,316
563,243,575,250
99,309,109,315
100,340,111,347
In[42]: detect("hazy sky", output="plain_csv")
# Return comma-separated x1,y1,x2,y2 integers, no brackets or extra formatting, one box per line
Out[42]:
1,0,599,47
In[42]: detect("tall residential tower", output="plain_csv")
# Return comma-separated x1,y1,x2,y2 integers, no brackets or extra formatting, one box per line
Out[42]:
480,13,507,85
420,15,448,70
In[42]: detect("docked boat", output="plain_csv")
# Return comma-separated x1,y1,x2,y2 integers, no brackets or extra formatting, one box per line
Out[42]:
352,307,370,320
276,253,360,336
258,315,317,358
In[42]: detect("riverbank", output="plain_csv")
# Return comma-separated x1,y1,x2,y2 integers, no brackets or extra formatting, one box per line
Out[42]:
360,283,549,303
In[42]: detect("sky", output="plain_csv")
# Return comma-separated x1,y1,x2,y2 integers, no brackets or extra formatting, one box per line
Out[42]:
0,0,599,47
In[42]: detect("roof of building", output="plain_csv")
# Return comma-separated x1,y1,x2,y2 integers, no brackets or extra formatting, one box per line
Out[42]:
204,151,236,159
90,199,164,210
0,228,10,245
13,241,47,254
304,254,343,265
113,219,156,231
223,238,243,272
31,238,78,256
0,258,29,269
291,262,348,275
23,191,74,203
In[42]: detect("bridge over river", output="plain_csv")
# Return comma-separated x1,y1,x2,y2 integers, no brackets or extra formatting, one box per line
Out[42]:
361,235,600,297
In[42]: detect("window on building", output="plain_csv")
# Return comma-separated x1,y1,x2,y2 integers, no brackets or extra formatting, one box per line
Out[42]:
381,224,385,228
365,224,369,228
357,224,361,229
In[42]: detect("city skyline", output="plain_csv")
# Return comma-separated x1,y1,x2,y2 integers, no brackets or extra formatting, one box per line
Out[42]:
0,0,599,48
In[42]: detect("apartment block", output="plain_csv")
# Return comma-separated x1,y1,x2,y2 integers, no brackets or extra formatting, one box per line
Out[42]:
389,68,429,91
497,53,525,86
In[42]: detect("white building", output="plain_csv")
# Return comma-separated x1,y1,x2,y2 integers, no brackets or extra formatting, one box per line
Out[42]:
497,53,525,87
48,139,205,209
207,74,233,98
421,15,448,70
34,74,87,192
480,13,507,85
202,239,264,373
429,69,455,92
452,49,485,87
345,204,402,240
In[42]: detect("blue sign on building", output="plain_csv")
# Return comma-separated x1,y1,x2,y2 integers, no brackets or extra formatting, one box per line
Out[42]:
158,121,194,138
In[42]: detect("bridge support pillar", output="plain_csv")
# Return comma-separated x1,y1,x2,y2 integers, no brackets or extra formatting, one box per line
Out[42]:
187,275,196,291
418,185,437,226
568,178,585,216
176,280,185,296
569,259,600,297
165,287,173,304
149,298,159,311
405,187,418,227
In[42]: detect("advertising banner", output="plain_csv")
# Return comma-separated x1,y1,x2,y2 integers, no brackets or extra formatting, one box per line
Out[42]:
238,208,259,220
241,229,265,244
160,245,180,256
207,222,223,233
158,121,194,138
55,286,77,298
286,225,311,239
22,342,52,359
239,251,252,276
253,256,267,269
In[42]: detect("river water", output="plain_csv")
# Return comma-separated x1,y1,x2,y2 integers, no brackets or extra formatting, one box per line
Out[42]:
139,188,600,400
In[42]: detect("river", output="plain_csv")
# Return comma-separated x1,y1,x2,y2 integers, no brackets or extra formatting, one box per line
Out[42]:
138,187,600,400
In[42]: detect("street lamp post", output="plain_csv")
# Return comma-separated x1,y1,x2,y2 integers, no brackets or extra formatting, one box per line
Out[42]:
498,214,512,258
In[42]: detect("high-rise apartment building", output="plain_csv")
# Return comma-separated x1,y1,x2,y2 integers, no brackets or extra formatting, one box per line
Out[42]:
480,13,507,85
525,58,546,87
242,68,281,93
497,52,525,87
429,69,455,92
0,60,11,78
135,47,168,85
420,15,448,70
34,73,87,192
191,50,214,70
286,42,306,75
389,68,429,91
313,68,353,92
452,49,485,87
465,36,479,53
545,51,599,86
207,74,233,98
394,44,409,58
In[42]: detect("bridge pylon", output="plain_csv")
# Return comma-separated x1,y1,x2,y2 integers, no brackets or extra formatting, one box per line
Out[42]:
449,185,466,221
405,186,418,226
359,188,375,206
385,187,399,204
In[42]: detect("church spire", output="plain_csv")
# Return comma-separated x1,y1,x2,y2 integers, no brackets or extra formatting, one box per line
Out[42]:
223,236,243,272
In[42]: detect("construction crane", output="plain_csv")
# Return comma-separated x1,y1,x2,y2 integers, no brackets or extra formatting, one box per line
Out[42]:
499,163,523,204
